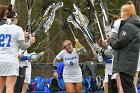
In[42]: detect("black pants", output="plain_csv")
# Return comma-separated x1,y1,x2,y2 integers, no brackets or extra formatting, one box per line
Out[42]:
111,79,118,93
14,66,26,93
108,75,118,93
119,72,136,93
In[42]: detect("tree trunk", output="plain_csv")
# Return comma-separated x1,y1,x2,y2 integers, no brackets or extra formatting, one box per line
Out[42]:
133,0,140,16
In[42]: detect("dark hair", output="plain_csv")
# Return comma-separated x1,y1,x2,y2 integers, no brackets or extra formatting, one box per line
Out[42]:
0,4,14,19
0,5,7,18
112,15,120,20
6,4,17,19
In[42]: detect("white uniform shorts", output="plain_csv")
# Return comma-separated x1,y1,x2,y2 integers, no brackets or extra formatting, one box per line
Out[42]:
137,55,140,71
104,63,113,83
24,63,31,84
0,62,19,76
63,76,82,83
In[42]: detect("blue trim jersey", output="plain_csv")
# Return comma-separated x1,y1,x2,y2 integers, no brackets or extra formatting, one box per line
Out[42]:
0,24,24,64
19,49,29,66
0,24,24,76
56,48,82,80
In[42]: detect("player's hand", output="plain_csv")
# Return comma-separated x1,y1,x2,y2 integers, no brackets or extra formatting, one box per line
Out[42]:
24,31,29,38
53,71,58,78
18,53,23,60
30,36,36,44
38,52,44,57
75,38,79,42
102,40,108,46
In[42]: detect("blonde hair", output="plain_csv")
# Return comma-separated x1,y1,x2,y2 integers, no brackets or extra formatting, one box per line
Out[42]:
121,1,136,17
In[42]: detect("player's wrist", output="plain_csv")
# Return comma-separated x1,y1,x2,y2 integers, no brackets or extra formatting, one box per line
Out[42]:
52,66,57,72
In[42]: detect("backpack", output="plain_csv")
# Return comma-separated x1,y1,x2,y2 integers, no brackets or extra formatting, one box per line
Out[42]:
56,62,64,79
43,78,51,93
81,61,97,78
33,76,45,91
49,77,64,92
95,76,104,91
83,76,97,92
51,62,65,92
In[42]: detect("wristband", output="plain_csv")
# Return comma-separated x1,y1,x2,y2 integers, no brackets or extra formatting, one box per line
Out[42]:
21,56,30,61
52,66,57,72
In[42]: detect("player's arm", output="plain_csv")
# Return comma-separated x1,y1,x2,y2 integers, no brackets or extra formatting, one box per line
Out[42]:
75,39,87,55
20,52,44,61
52,58,60,78
18,36,35,50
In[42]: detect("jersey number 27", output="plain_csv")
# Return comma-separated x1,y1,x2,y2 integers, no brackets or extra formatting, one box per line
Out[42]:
0,34,11,47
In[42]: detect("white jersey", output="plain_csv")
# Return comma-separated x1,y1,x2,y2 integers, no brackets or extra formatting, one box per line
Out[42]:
137,52,140,71
103,19,121,80
19,49,28,67
111,19,122,33
0,24,24,64
19,49,33,83
56,48,82,79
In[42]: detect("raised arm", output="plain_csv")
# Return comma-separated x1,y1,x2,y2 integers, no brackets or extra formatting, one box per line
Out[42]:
75,39,87,55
